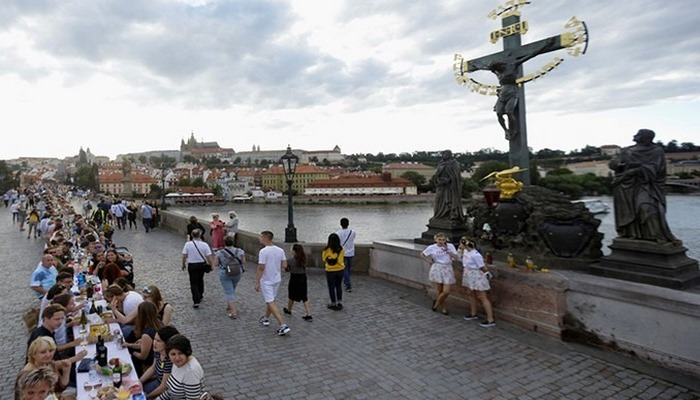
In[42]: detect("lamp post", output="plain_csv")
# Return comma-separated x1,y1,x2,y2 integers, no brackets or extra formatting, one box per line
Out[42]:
279,145,299,243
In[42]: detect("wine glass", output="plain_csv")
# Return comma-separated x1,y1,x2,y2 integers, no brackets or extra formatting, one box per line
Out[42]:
80,335,88,351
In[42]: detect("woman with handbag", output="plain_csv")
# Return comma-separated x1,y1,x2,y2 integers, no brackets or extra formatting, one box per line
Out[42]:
214,236,245,319
181,229,214,309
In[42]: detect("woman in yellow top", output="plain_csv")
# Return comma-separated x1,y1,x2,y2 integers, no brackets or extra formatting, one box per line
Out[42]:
322,233,345,311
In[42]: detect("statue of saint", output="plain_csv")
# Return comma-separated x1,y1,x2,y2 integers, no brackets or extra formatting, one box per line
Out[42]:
122,160,132,180
431,150,465,223
609,129,680,245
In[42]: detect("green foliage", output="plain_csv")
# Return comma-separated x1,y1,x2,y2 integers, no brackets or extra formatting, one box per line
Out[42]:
538,172,611,198
178,176,191,187
462,178,479,198
400,171,426,188
471,160,510,186
191,177,205,187
149,155,177,167
0,161,20,193
547,168,573,176
74,164,98,190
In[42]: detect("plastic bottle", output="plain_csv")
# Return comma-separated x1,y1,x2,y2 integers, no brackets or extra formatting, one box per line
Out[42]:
88,360,97,381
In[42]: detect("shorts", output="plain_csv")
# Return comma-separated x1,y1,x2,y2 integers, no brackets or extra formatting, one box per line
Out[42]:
428,263,456,285
260,281,280,303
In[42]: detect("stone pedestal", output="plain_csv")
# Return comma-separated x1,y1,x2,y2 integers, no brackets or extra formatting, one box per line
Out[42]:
590,238,700,290
414,218,470,245
122,178,133,197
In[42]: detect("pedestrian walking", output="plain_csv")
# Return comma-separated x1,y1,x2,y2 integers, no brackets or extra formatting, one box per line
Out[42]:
181,229,214,308
420,232,458,315
283,244,313,321
140,200,153,232
255,231,290,336
215,236,245,319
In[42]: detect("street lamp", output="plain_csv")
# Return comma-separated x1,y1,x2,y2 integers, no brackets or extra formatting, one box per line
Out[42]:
279,145,299,243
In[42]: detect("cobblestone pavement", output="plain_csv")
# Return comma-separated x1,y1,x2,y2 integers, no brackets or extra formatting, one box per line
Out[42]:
3,207,699,399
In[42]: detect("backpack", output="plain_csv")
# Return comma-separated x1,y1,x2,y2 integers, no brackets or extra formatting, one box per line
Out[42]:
222,248,244,276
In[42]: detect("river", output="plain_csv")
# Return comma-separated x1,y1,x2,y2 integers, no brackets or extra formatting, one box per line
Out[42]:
170,195,699,259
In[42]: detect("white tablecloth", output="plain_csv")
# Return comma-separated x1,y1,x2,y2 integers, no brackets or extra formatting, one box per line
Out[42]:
73,305,139,397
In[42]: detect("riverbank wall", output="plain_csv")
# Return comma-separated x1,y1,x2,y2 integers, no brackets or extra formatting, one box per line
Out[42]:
159,209,700,376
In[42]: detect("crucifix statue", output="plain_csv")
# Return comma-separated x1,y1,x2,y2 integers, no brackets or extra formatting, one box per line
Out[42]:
454,1,588,185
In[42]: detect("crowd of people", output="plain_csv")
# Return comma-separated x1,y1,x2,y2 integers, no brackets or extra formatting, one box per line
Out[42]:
9,186,220,400
10,184,500,398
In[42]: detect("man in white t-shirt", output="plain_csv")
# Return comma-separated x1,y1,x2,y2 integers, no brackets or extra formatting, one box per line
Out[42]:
255,231,290,336
335,217,357,292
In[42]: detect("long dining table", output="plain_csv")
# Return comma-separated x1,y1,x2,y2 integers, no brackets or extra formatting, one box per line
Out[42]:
73,299,139,399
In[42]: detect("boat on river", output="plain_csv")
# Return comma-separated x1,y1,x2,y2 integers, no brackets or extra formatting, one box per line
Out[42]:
578,199,611,215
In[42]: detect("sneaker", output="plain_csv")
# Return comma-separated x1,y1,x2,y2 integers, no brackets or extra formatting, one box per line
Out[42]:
336,303,343,311
283,307,292,315
327,304,337,310
302,315,313,321
277,325,291,336
193,304,200,309
480,320,496,328
345,287,352,292
464,315,478,321
259,316,271,326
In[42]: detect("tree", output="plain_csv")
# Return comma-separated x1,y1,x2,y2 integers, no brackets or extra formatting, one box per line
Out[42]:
471,160,510,186
192,177,205,187
400,171,426,188
138,155,147,164
535,148,565,159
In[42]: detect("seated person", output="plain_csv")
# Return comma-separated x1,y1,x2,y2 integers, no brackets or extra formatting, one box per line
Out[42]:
140,326,179,399
14,365,59,400
21,336,86,395
104,284,143,340
124,302,163,375
27,305,82,362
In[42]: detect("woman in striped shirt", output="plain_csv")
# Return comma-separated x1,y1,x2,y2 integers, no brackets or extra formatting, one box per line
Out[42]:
156,334,204,400
140,326,179,399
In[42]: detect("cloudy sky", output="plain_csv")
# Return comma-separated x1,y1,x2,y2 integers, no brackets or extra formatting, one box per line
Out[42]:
1,0,698,160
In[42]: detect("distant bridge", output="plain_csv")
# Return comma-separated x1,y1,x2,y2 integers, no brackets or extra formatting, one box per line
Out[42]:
666,179,700,191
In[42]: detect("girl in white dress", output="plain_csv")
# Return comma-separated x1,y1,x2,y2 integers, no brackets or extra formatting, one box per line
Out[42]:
420,233,458,315
459,239,495,327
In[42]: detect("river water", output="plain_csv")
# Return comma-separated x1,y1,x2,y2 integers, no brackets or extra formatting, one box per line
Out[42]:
170,195,699,259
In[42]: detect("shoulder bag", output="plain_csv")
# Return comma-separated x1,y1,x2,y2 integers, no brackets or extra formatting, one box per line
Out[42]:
192,241,212,273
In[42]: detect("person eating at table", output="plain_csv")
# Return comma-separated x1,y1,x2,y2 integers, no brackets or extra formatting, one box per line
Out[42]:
124,302,163,375
142,285,174,326
156,334,204,400
14,365,59,400
140,325,180,399
28,305,82,361
103,284,143,341
21,336,87,396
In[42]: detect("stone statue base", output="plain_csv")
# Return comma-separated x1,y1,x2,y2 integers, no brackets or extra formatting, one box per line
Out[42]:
590,238,700,290
414,218,470,246
122,179,133,197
